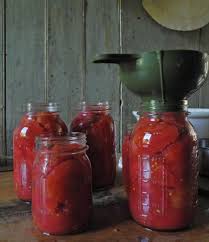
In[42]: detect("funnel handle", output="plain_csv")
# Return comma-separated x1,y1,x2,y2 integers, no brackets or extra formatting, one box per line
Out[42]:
93,54,140,64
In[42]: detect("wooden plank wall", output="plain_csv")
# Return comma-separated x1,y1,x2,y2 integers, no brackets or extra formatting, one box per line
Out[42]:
47,0,84,123
0,0,6,164
1,0,209,164
6,0,46,159
85,0,120,148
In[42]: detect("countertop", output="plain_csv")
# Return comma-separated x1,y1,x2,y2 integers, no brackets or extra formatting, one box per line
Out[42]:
1,172,209,242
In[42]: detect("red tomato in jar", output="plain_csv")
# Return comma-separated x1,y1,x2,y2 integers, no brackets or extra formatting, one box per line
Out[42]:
122,133,131,194
13,110,68,201
128,112,198,231
71,106,116,190
32,140,92,235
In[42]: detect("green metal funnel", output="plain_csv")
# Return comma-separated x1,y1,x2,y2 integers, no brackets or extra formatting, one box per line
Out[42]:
94,50,209,105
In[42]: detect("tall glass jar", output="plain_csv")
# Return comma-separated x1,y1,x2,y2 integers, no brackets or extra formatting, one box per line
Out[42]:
13,103,68,201
32,133,92,235
122,123,135,195
70,102,116,191
128,102,198,231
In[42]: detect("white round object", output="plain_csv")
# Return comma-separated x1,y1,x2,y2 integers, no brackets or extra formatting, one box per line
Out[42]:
142,0,209,31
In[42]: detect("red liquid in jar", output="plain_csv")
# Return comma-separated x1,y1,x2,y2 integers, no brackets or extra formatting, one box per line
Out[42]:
122,132,131,194
129,112,198,230
13,110,68,201
70,104,116,190
32,136,92,235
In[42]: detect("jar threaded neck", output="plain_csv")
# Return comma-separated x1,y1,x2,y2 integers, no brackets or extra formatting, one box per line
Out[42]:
141,99,188,112
25,102,59,113
36,132,87,154
76,101,110,112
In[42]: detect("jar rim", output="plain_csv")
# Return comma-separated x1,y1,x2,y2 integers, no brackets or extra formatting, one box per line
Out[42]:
36,132,88,154
38,132,86,142
24,102,60,113
75,101,111,112
140,99,188,112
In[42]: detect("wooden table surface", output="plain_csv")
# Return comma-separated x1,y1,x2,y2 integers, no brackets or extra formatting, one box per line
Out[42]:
1,172,209,242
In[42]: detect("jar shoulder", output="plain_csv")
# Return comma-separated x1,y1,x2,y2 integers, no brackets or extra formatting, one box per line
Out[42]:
130,117,197,154
14,113,67,138
71,111,114,131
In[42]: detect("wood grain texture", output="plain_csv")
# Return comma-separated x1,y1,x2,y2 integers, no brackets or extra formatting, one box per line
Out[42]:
85,0,120,149
6,0,46,155
2,0,209,163
199,26,209,108
0,0,6,164
47,0,84,123
121,0,201,136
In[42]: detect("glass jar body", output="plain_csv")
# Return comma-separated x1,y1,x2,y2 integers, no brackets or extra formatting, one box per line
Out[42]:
70,103,116,190
122,124,134,195
32,135,92,235
13,107,68,201
128,112,198,231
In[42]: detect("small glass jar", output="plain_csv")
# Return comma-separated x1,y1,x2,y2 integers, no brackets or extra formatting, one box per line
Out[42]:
122,123,135,195
13,103,68,201
32,133,92,235
70,102,116,190
129,109,198,231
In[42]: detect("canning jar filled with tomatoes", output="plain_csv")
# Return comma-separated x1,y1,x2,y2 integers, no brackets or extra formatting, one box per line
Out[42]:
70,102,116,191
128,101,198,231
122,123,135,195
13,103,68,202
32,133,92,235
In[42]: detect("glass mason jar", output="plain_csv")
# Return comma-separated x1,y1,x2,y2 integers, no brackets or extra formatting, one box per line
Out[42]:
122,123,135,195
128,102,198,231
32,133,92,235
13,103,68,201
70,102,116,191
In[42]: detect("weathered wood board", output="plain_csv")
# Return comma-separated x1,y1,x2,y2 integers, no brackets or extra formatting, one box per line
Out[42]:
0,0,6,165
85,0,120,148
47,0,84,123
1,0,209,165
6,0,46,156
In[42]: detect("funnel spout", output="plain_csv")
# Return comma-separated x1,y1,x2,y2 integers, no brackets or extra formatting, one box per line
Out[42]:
93,54,140,64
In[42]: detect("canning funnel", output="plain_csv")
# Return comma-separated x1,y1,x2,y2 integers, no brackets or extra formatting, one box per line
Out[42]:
94,50,209,110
